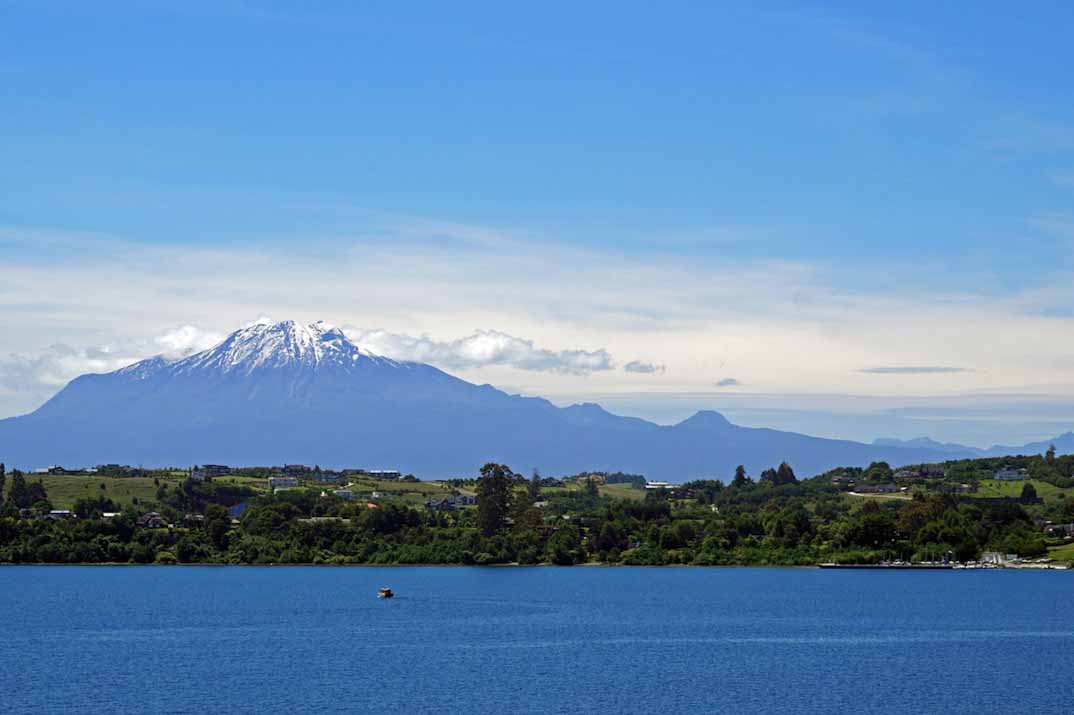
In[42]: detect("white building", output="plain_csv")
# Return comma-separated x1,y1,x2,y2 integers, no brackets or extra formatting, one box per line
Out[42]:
994,468,1026,481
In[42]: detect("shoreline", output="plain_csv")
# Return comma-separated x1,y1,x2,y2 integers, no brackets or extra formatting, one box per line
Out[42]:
1,561,1069,570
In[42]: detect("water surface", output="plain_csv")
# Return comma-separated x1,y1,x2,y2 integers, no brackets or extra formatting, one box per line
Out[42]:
3,566,1071,713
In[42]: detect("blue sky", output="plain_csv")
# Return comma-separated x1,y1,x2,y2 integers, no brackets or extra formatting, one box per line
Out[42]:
3,1,1074,444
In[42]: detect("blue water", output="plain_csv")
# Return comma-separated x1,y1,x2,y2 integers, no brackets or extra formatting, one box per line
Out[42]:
2,567,1072,714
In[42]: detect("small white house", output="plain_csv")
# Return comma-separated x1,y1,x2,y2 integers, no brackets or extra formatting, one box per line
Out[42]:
994,468,1026,481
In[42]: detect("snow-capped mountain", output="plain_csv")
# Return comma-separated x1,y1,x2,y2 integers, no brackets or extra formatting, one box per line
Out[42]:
168,320,402,376
0,320,1060,477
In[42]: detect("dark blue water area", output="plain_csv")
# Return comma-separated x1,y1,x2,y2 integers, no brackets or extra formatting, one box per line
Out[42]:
2,566,1072,714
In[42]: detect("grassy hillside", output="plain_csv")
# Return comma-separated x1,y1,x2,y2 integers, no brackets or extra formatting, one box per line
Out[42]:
3,475,171,509
975,479,1071,503
1046,541,1074,563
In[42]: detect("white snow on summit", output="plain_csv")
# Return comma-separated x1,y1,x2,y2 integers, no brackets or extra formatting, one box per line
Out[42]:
159,320,403,376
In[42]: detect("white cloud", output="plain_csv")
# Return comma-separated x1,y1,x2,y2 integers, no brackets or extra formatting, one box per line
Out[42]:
242,315,274,328
154,324,224,358
624,360,666,374
347,327,615,375
0,343,141,391
0,323,223,413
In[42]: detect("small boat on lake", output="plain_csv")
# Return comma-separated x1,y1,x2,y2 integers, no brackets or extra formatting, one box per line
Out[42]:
378,587,394,599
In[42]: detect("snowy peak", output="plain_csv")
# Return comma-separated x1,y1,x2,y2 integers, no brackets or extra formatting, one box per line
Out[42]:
115,355,172,380
166,320,399,376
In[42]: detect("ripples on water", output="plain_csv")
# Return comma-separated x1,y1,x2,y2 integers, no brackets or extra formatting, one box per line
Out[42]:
2,566,1071,714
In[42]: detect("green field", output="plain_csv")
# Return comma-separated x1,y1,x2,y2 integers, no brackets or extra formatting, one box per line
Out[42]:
599,483,645,501
974,479,1071,503
213,475,269,490
3,475,174,509
1046,541,1074,563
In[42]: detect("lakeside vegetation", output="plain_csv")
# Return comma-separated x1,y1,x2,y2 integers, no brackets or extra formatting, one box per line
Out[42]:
3,452,1074,566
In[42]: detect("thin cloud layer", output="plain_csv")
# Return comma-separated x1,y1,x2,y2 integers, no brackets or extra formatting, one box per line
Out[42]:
716,378,742,387
347,327,615,375
861,366,967,375
624,360,666,374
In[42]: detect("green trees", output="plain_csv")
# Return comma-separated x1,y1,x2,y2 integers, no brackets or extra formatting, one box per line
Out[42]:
528,470,541,500
776,462,797,485
73,496,119,519
759,462,797,487
863,461,894,483
205,504,231,550
544,527,580,565
0,452,1066,566
6,471,49,510
476,463,514,537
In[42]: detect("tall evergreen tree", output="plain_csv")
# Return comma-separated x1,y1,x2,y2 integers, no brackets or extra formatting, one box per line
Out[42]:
476,463,514,536
776,462,798,486
8,470,28,509
527,469,541,500
732,465,749,488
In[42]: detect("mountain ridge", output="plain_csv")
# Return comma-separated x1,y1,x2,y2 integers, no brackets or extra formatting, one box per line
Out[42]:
0,320,1068,478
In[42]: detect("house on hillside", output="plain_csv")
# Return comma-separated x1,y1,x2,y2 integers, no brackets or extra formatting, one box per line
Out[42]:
994,467,1026,481
332,489,355,501
452,494,477,507
268,476,299,489
1045,523,1074,537
191,464,231,481
645,481,673,490
282,464,310,477
136,512,166,529
855,483,898,494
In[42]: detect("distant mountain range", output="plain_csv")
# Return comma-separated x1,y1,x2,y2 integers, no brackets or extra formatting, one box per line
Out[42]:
872,433,1074,459
0,320,1069,480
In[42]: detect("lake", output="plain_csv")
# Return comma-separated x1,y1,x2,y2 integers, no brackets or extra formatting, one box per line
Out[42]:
2,566,1071,713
